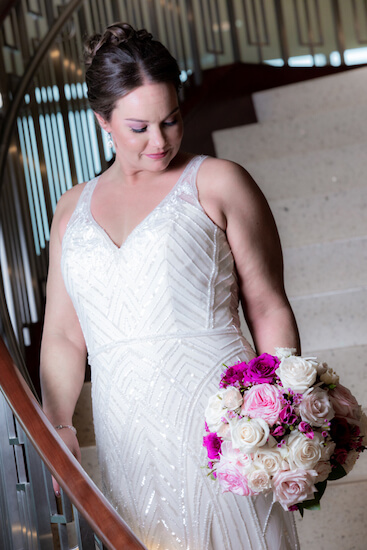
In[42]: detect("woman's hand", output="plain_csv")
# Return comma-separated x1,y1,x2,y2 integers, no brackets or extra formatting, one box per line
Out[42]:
52,428,82,497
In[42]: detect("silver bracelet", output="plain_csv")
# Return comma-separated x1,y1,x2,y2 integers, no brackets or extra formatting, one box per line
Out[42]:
55,424,77,435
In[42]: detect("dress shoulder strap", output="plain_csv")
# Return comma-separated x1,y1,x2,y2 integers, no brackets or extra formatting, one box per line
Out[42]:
64,176,99,234
179,154,208,201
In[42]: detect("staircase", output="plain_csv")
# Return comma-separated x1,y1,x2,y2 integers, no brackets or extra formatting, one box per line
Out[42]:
213,66,367,550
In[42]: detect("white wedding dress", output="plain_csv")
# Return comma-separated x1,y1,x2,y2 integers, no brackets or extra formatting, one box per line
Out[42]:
61,156,299,550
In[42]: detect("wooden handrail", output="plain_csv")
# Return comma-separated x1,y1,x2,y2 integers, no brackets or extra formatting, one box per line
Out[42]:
0,337,147,550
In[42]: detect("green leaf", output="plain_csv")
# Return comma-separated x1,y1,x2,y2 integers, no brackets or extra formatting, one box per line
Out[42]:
328,463,347,481
296,480,327,514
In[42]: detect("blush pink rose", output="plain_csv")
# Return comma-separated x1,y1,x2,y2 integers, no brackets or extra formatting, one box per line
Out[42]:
241,384,282,426
216,462,254,496
299,387,334,427
272,468,318,510
328,384,361,421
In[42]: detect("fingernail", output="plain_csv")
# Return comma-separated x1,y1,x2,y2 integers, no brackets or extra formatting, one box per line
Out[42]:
55,490,60,498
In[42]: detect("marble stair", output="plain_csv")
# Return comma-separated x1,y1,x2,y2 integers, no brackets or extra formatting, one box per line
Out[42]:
213,66,367,550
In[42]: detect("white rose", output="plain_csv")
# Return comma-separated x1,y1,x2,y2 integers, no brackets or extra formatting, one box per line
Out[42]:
205,390,225,432
287,430,324,470
320,364,340,385
230,417,270,452
321,440,336,461
344,450,359,474
276,356,318,393
275,347,297,360
316,362,327,376
299,387,334,427
217,422,231,440
222,386,243,410
253,448,286,475
247,468,272,492
315,460,332,483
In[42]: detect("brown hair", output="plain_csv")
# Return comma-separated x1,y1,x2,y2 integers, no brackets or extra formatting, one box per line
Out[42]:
84,22,181,121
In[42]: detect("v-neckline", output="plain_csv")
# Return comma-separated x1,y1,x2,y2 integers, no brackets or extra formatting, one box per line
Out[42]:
87,156,198,251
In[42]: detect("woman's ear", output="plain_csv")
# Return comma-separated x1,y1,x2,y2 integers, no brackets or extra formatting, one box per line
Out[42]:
94,111,110,132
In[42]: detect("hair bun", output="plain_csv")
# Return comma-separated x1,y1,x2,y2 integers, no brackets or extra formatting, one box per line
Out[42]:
83,23,152,68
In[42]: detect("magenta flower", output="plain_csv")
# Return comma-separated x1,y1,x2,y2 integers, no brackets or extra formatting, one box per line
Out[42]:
288,505,299,512
220,363,247,388
203,432,222,460
279,405,298,425
272,425,286,438
298,422,314,439
242,353,280,385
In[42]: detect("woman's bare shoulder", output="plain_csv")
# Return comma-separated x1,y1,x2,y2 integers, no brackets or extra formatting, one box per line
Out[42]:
199,157,258,196
198,156,266,223
52,182,88,242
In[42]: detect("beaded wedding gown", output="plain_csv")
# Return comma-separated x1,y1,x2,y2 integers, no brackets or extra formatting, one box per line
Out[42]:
61,156,299,550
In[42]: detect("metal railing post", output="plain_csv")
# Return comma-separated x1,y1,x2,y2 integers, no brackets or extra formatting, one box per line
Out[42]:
273,0,290,65
184,0,202,85
227,0,241,62
331,0,346,65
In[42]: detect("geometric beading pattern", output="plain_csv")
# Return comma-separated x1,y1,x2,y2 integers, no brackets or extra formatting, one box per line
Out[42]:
61,156,299,549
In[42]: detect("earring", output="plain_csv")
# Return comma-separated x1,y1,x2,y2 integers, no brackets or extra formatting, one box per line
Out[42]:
107,133,113,148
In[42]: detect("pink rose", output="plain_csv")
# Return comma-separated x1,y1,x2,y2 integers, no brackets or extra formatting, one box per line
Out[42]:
241,384,282,426
328,384,361,421
216,462,254,496
299,387,334,427
220,441,253,469
272,468,318,510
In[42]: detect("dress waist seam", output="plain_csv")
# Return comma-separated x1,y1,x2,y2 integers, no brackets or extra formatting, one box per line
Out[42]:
88,326,242,361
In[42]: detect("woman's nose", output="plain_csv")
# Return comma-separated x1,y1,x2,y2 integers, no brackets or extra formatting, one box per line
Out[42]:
151,127,166,148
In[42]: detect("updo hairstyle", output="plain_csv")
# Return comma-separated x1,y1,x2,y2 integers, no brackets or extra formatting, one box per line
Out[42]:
84,22,181,121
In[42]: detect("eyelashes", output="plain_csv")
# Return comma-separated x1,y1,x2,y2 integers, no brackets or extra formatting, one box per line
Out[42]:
130,119,178,133
130,127,147,133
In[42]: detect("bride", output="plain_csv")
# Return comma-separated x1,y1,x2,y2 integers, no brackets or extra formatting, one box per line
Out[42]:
40,22,301,549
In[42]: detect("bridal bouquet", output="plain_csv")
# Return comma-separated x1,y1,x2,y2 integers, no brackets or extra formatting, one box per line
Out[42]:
203,348,367,514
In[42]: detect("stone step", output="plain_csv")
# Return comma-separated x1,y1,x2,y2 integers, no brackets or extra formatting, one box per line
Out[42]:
213,103,367,163
283,237,367,298
295,479,367,550
80,444,102,490
245,142,367,202
271,185,367,249
240,286,367,356
253,66,367,122
290,288,367,352
73,382,95,447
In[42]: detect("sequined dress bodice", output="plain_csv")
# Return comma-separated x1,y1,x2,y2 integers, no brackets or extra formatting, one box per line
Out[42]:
61,156,299,550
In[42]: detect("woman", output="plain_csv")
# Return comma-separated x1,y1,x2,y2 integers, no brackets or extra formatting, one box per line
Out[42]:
40,23,300,549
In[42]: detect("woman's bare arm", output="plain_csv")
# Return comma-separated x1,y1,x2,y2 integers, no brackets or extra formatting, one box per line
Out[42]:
198,158,300,356
40,186,87,461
